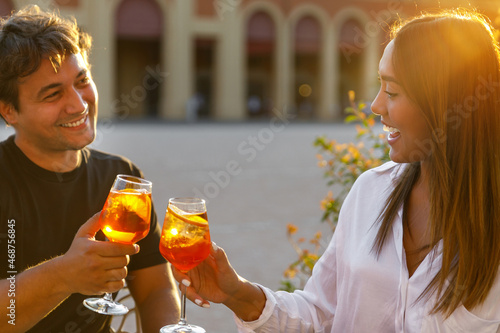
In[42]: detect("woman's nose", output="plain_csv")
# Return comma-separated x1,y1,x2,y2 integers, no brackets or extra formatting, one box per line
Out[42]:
370,90,384,116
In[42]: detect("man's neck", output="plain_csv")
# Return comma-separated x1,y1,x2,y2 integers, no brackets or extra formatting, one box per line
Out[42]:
14,137,82,173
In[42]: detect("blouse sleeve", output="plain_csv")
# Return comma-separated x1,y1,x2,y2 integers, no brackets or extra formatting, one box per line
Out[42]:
230,163,394,332
233,230,340,333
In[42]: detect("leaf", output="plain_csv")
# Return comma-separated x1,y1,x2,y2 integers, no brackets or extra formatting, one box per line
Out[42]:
345,115,358,123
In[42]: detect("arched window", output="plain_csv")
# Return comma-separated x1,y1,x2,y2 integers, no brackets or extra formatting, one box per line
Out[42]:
0,0,13,17
246,11,275,118
193,38,216,119
115,0,163,118
338,19,364,113
294,15,321,119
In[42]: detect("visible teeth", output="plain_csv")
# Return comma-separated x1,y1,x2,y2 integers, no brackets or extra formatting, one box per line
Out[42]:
383,125,400,133
61,116,86,128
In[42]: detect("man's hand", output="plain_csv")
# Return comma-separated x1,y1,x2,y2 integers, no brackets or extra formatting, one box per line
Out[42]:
56,212,140,296
0,212,140,333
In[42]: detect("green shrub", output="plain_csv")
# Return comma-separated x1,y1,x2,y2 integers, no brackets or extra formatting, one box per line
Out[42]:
281,92,390,292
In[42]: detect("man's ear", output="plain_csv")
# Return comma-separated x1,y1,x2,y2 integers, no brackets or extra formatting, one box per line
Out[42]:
0,101,17,126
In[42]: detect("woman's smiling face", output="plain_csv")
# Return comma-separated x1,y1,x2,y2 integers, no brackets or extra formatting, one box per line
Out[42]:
371,41,433,164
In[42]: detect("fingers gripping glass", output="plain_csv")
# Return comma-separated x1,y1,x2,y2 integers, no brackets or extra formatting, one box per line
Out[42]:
83,174,152,315
159,198,211,333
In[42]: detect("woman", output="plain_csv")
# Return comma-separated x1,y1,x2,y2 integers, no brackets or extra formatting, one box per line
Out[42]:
174,9,500,332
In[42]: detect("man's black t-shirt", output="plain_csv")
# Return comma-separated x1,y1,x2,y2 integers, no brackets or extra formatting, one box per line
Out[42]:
0,135,167,332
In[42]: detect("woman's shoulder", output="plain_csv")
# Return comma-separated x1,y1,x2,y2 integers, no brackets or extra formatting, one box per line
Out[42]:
344,161,407,203
355,161,403,185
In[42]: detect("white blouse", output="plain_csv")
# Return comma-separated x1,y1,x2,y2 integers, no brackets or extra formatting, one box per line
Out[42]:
234,162,500,333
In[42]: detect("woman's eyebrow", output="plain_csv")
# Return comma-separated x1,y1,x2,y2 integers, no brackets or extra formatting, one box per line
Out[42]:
378,74,401,85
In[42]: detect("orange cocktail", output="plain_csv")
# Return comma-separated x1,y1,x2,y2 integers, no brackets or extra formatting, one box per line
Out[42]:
159,205,211,272
84,174,152,316
100,188,151,244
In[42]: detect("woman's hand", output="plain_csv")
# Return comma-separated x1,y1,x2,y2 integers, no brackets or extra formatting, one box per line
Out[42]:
171,242,266,321
171,242,239,306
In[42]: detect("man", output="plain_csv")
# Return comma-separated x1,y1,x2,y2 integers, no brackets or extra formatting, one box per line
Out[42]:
0,5,180,332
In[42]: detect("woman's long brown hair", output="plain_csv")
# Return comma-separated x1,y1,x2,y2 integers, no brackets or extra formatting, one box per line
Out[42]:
373,9,500,317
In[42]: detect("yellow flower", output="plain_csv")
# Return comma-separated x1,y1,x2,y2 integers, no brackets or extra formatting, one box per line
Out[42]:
348,90,355,103
320,192,334,210
356,124,367,136
284,268,297,278
287,224,298,235
348,146,360,159
310,232,322,246
335,143,347,152
341,153,352,163
367,117,376,127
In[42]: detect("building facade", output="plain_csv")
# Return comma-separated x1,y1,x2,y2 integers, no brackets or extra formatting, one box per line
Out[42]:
1,0,499,121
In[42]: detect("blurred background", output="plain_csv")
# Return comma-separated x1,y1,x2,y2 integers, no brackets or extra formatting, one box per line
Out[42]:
1,0,498,123
1,0,499,332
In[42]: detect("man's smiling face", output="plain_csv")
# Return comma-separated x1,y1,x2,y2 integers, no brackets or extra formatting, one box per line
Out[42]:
8,52,98,155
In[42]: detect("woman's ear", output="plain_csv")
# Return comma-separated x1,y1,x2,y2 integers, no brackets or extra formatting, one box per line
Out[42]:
0,101,17,126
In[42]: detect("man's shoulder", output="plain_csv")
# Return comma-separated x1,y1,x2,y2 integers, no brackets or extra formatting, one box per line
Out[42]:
0,136,20,176
0,135,15,154
82,147,142,176
84,147,134,165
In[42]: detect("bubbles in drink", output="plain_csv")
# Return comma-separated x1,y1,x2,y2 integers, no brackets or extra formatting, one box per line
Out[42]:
159,206,211,272
100,189,151,244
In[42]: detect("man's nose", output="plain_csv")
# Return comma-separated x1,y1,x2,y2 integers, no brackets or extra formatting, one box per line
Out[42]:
66,86,87,114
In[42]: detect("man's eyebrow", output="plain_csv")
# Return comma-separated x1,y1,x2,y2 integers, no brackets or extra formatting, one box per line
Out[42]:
36,69,88,100
76,69,88,78
37,82,62,100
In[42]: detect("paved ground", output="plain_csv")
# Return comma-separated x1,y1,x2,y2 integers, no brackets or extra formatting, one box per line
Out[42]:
1,120,382,332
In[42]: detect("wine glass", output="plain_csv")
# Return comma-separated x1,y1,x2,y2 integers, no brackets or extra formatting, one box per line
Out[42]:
83,174,152,315
159,197,211,333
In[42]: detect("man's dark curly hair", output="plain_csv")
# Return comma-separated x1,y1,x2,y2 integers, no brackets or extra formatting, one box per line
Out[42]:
0,5,92,120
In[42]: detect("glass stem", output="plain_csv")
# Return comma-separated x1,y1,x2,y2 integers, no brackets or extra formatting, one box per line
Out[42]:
179,284,187,325
103,292,113,302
